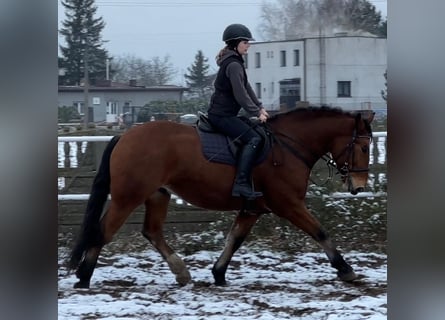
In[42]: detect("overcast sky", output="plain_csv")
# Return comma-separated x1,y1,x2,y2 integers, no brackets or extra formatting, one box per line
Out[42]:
58,0,387,85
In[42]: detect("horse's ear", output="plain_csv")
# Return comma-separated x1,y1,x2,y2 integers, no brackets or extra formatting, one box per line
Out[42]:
363,111,375,123
353,110,374,124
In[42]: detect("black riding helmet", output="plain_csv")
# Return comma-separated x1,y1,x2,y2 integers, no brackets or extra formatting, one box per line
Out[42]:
222,24,255,43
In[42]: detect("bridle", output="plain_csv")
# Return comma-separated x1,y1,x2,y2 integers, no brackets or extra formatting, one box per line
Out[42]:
266,116,373,183
328,120,373,180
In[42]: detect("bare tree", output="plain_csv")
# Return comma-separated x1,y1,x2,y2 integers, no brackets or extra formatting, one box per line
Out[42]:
111,54,176,86
258,0,386,40
151,56,176,85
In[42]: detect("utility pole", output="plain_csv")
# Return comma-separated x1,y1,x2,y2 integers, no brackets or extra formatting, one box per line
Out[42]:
83,38,89,128
318,8,326,106
106,58,110,80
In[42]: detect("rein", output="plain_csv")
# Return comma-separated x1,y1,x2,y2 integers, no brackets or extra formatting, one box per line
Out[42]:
266,124,333,166
267,128,335,185
271,131,314,168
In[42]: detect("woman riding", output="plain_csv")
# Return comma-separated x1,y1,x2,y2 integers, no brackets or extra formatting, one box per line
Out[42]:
207,23,269,199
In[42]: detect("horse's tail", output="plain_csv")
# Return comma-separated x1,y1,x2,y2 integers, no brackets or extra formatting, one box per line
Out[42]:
67,135,121,270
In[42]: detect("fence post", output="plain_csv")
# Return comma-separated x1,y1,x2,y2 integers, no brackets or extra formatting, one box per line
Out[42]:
95,141,107,171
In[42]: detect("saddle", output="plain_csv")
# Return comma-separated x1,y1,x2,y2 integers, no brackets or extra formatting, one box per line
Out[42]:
196,112,271,166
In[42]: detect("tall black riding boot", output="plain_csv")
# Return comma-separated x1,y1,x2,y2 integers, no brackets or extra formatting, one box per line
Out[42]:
231,137,263,199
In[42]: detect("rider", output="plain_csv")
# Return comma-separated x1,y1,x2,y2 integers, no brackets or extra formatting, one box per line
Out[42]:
207,23,270,199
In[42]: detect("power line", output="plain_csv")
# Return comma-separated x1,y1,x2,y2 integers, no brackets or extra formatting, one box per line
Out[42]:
97,1,263,7
97,0,387,5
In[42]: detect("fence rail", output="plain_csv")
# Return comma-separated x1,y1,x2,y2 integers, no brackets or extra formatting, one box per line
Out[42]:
57,132,387,142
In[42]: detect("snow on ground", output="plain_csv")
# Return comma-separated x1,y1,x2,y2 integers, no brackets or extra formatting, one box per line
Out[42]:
59,238,386,320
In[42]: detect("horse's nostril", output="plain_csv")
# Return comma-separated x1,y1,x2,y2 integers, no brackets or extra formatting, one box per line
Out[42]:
350,187,365,195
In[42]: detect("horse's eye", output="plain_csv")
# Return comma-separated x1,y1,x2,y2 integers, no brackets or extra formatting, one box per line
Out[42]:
361,145,369,153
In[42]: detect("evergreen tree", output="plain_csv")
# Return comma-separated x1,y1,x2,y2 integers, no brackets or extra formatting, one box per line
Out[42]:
184,50,211,98
345,0,383,36
378,19,387,38
59,0,110,85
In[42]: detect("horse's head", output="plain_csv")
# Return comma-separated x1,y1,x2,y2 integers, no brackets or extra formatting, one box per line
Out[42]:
330,111,374,195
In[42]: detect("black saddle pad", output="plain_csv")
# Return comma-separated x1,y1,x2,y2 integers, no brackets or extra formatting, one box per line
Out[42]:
196,117,271,166
198,130,239,165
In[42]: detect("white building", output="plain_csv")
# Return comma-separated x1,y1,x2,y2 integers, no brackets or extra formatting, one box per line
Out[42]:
246,35,387,111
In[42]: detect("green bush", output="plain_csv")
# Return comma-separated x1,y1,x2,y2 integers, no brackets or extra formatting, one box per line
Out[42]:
58,106,80,123
137,99,209,123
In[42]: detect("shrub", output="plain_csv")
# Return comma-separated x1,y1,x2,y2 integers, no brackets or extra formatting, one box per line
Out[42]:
58,106,80,123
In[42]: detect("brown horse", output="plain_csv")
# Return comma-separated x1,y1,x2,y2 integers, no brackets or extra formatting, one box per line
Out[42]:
68,106,374,289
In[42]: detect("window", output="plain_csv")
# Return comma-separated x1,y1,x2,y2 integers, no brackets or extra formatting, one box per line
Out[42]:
255,52,261,68
92,97,100,105
293,50,300,66
255,82,262,98
280,50,286,67
337,81,351,97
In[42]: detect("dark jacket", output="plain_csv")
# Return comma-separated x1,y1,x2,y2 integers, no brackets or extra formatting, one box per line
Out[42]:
208,50,262,117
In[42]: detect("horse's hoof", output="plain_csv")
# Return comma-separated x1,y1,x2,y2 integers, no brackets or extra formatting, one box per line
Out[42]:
73,280,90,289
338,270,358,282
176,270,192,286
212,267,227,286
214,278,227,286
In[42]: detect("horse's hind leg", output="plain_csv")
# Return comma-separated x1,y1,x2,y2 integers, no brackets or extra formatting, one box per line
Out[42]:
212,212,260,286
74,201,138,288
279,205,357,282
141,188,191,286
74,246,102,288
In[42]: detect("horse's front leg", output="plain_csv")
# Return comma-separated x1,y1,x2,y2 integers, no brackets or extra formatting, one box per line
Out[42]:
279,204,357,282
212,212,260,286
142,188,191,286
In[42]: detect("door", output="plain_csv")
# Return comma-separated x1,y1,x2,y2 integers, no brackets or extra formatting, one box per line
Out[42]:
279,78,301,110
106,101,118,123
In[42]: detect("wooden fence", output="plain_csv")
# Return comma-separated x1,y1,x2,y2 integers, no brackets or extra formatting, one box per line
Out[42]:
58,131,387,233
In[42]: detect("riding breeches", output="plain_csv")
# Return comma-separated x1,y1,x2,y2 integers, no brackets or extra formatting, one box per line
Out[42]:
207,114,260,145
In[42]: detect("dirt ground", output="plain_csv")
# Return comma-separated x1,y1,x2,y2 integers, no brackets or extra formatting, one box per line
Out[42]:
58,197,387,319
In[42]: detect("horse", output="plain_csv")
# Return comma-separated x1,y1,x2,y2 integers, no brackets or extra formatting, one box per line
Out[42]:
67,106,374,289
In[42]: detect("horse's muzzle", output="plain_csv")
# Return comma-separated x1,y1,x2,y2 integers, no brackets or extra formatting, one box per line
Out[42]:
347,176,365,195
350,187,364,195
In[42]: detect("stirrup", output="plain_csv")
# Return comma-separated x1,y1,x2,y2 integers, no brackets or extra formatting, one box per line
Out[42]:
232,185,263,200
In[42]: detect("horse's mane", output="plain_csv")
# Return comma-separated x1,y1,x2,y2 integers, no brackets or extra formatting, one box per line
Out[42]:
269,105,347,121
268,105,373,134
